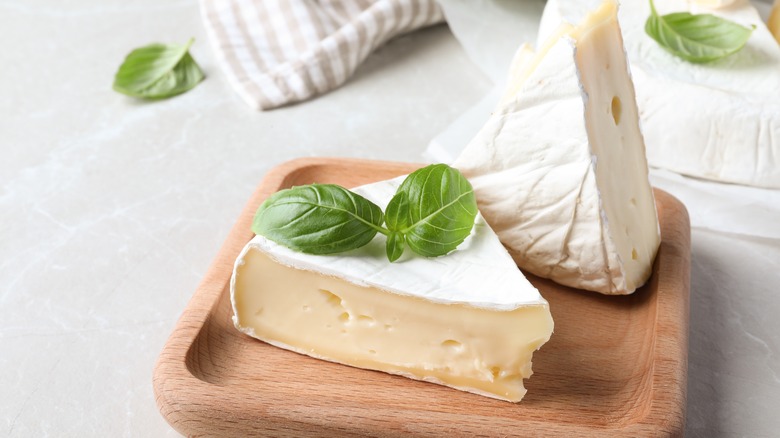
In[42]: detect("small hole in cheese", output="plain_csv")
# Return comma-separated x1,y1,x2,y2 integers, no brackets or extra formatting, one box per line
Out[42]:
490,366,501,381
632,248,638,260
611,96,621,125
338,312,350,322
357,315,374,323
441,339,462,349
319,289,343,308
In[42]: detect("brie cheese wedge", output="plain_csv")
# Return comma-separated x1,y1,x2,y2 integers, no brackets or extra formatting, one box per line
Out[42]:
453,0,660,295
231,177,554,402
539,0,780,189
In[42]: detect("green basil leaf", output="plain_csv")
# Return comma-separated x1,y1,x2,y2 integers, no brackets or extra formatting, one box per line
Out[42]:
385,190,411,231
252,184,385,255
113,38,204,99
385,190,410,262
645,0,753,63
386,232,406,262
392,164,478,258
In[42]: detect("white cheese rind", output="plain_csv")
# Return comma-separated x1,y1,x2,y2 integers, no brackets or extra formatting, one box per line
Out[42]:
230,177,554,402
453,0,660,295
539,0,780,189
235,177,545,311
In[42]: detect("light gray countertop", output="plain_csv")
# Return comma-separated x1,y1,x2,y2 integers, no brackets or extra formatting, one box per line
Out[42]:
2,1,779,437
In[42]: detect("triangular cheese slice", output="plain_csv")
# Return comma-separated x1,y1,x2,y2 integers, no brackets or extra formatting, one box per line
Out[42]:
453,0,660,295
231,177,554,402
539,0,780,188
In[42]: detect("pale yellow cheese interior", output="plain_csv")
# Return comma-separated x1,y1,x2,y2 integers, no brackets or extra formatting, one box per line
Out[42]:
233,248,553,402
498,24,573,108
574,1,660,293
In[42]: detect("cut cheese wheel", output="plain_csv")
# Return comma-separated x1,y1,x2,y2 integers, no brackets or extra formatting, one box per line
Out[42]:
454,0,661,295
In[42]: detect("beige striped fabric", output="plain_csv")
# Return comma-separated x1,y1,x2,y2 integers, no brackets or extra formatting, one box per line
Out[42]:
200,0,444,110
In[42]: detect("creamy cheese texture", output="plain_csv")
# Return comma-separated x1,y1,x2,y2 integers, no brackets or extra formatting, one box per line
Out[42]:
539,0,780,189
231,177,554,402
453,0,660,295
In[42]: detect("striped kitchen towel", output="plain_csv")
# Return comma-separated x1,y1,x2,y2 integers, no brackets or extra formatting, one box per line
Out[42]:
200,0,444,110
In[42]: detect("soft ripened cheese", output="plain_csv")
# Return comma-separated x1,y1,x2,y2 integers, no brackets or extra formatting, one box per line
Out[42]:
539,0,780,189
231,177,554,402
453,0,660,295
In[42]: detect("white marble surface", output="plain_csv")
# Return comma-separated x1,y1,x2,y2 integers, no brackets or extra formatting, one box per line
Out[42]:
1,0,779,437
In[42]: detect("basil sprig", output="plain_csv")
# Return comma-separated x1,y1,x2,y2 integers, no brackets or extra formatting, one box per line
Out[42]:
645,0,754,63
113,38,204,99
252,164,478,262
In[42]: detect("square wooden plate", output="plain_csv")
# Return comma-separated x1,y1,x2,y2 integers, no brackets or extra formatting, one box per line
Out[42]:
154,158,690,437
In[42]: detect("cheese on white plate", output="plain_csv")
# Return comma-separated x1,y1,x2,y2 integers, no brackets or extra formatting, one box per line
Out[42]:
231,177,554,402
539,0,780,189
453,0,660,295
770,0,780,43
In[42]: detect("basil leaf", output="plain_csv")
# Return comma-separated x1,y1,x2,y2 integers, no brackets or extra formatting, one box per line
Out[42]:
645,0,753,63
252,184,385,255
386,232,406,262
385,190,411,232
392,164,478,258
385,190,411,262
113,38,204,99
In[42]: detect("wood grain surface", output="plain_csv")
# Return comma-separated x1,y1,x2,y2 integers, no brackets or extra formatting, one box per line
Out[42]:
153,158,691,437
